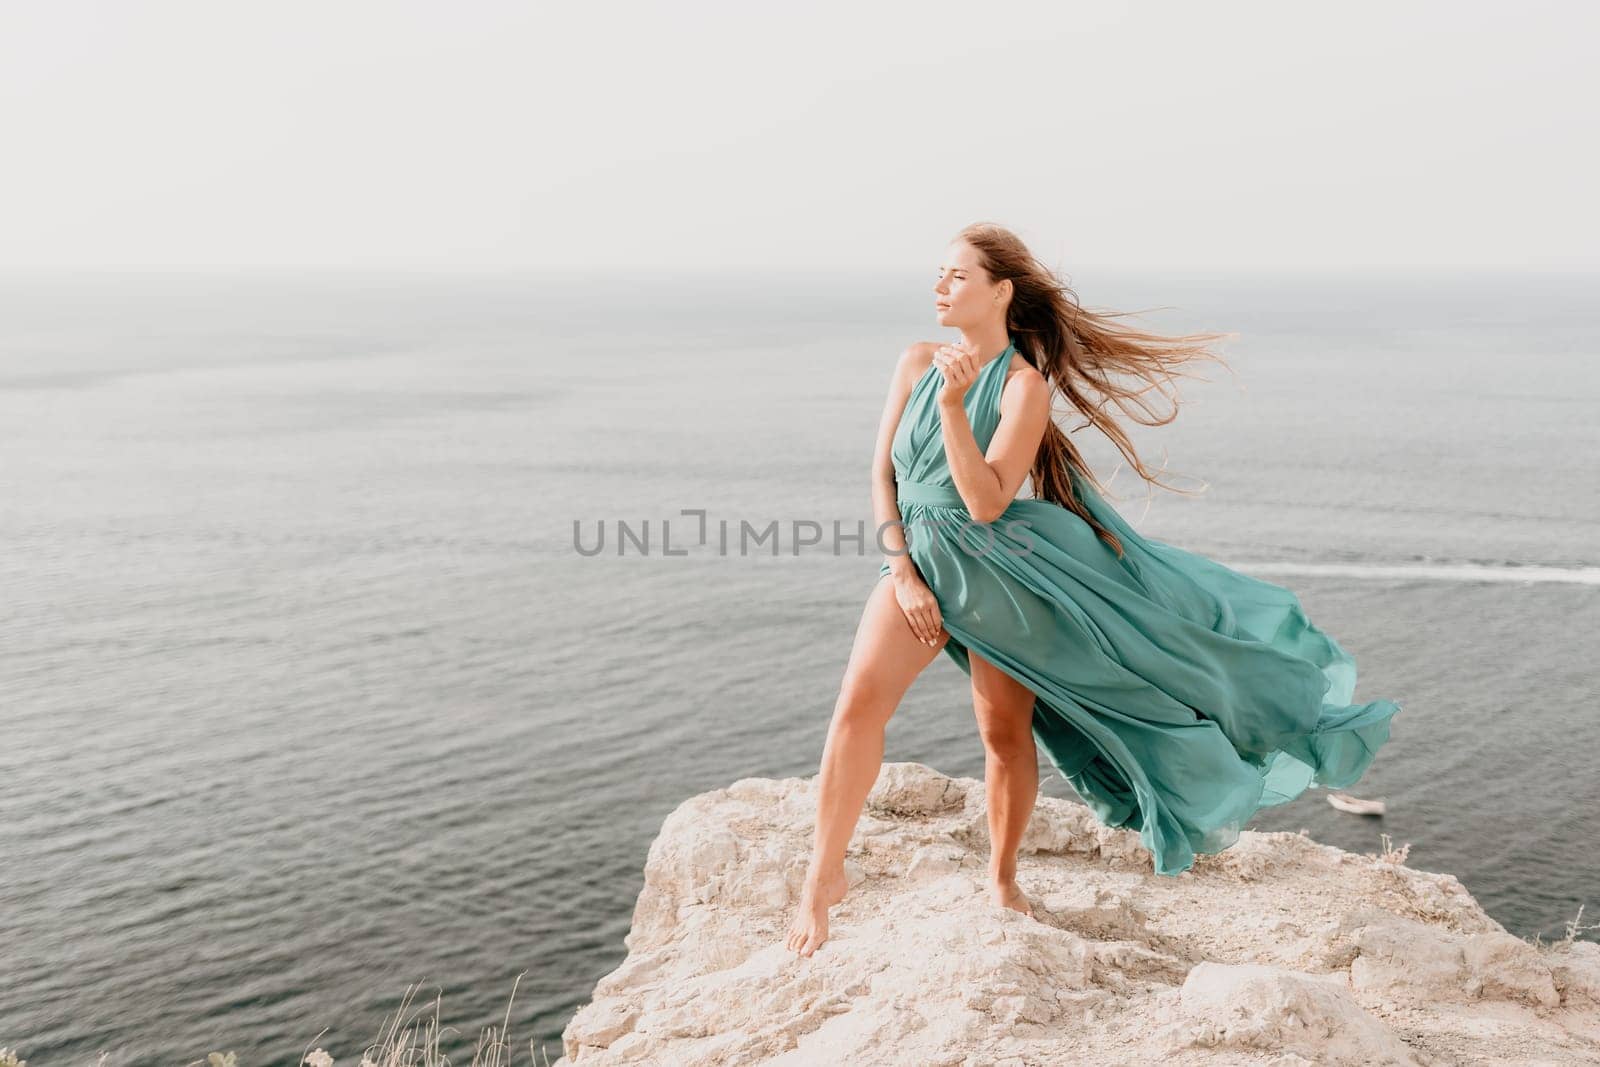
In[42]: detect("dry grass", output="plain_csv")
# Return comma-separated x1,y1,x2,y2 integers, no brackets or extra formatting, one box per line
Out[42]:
303,974,557,1067
1367,831,1412,865
6,974,561,1067
1528,901,1600,951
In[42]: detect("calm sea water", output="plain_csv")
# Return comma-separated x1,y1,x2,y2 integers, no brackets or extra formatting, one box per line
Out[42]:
1,269,1596,1064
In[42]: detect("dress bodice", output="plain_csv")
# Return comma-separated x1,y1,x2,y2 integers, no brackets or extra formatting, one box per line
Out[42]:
890,339,1016,498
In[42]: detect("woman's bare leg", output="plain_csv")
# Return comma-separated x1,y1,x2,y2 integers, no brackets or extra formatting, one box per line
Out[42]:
785,574,947,957
970,650,1040,916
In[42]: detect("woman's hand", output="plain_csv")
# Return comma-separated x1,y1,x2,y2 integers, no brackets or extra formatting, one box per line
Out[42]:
892,571,946,647
932,340,982,405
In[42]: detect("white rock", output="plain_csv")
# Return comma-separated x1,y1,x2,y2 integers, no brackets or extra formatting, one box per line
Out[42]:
556,762,1599,1066
1174,961,1418,1065
1551,939,1600,1005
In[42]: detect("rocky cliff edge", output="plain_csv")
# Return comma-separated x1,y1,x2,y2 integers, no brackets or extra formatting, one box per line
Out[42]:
558,762,1600,1066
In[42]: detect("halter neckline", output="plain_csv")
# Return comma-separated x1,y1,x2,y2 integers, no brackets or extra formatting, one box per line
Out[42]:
982,339,1016,374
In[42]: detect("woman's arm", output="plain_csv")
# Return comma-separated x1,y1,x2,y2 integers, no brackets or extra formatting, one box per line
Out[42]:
938,364,1051,523
873,343,946,646
872,344,931,579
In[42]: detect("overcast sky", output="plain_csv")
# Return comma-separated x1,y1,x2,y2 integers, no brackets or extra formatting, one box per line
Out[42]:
3,1,1594,274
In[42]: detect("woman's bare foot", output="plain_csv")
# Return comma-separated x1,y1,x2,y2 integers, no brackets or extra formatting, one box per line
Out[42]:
990,877,1034,918
784,866,848,957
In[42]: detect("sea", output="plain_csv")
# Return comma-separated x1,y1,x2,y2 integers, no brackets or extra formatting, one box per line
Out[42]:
1,268,1595,1064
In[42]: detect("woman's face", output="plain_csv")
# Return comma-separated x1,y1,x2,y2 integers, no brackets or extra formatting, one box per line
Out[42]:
933,241,997,328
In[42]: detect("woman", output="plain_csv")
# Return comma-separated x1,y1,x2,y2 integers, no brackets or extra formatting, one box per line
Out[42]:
783,222,1402,958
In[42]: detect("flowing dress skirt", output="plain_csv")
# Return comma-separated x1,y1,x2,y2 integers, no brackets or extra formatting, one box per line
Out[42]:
879,469,1402,877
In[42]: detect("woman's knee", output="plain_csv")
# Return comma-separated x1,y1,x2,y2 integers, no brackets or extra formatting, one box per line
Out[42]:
977,717,1035,761
834,671,899,727
971,678,1037,760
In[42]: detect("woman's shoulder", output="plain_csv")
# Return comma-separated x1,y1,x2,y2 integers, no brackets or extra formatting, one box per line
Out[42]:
1003,352,1044,388
895,341,941,381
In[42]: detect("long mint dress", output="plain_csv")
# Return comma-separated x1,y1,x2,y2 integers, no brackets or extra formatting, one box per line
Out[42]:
877,338,1402,876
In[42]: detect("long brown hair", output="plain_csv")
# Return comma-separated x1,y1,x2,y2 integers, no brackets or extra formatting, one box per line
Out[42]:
957,222,1238,559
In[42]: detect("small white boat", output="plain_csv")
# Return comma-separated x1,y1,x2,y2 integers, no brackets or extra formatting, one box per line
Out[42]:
1327,792,1387,815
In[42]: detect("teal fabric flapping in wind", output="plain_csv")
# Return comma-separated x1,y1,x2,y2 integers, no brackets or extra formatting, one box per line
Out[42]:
876,338,1402,876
